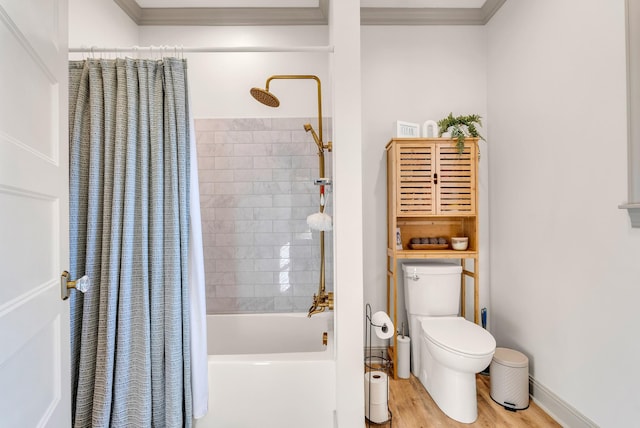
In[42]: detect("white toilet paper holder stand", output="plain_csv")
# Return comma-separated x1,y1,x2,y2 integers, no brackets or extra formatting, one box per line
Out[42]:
365,303,392,427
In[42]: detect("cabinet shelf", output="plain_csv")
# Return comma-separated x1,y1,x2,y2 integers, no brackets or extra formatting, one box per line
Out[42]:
389,249,478,258
386,137,480,379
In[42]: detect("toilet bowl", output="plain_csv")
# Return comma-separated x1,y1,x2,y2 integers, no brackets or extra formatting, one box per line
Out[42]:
402,262,496,424
418,316,495,423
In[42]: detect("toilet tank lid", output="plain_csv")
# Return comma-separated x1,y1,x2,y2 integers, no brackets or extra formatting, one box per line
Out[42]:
402,262,462,275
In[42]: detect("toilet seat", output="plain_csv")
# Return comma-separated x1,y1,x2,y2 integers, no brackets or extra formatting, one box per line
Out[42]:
421,317,495,358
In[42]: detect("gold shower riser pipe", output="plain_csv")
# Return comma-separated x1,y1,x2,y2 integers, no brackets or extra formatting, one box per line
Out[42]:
265,75,323,144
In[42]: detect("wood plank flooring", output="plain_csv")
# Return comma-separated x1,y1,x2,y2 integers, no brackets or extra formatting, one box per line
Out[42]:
367,374,561,427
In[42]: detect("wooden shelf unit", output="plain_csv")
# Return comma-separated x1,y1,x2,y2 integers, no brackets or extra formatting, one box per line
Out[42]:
386,137,480,379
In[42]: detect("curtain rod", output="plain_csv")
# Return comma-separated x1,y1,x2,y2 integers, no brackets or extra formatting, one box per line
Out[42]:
69,45,334,54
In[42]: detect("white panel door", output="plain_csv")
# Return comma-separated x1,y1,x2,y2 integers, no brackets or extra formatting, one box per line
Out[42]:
0,0,70,426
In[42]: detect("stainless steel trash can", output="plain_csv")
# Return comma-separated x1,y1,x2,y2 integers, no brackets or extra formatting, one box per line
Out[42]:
490,347,530,411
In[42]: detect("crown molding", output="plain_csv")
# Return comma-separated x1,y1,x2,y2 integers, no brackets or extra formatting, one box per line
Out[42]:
114,0,329,25
362,0,505,25
114,0,505,26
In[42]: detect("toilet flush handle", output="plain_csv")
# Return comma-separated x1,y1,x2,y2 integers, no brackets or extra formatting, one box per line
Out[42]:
409,272,419,281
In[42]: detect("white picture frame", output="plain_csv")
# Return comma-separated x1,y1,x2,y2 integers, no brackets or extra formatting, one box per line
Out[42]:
394,120,420,138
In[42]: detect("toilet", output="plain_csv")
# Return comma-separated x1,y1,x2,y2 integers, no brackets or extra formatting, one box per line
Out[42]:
402,262,496,424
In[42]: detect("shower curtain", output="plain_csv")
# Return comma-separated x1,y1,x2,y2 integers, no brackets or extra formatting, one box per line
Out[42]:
68,57,207,427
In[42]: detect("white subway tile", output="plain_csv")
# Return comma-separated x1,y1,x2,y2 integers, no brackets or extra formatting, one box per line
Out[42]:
253,156,292,169
215,233,254,247
273,219,311,233
195,131,215,145
202,220,234,234
236,271,274,285
234,220,273,233
215,156,254,170
216,285,255,298
253,232,293,246
253,181,292,195
253,207,293,220
234,169,273,182
197,143,234,156
214,205,254,219
236,195,273,208
235,143,272,157
272,194,312,208
292,155,318,169
254,284,287,298
214,182,253,195
254,258,286,272
230,118,272,131
252,130,292,144
235,246,274,260
215,131,254,144
271,143,313,156
215,258,254,272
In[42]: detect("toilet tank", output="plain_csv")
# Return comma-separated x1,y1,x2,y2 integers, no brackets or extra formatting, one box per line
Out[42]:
402,262,462,316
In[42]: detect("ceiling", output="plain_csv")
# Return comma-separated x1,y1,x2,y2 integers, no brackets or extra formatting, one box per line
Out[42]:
114,0,506,26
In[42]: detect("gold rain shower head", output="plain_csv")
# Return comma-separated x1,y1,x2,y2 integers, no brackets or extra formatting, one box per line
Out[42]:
249,75,326,146
249,87,280,108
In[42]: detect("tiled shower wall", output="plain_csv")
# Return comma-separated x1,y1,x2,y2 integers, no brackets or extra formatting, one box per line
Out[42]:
195,118,333,314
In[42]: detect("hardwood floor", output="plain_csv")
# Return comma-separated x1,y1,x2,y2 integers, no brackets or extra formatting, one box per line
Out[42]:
367,374,561,427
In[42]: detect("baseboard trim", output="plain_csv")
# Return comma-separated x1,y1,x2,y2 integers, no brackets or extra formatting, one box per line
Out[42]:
529,376,599,428
364,346,389,363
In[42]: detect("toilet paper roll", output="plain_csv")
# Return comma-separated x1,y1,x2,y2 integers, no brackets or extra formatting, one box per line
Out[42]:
371,311,394,339
366,403,389,424
397,336,411,379
364,371,388,404
364,371,389,423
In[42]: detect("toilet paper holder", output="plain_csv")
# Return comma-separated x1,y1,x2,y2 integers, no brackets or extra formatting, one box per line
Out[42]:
364,303,392,427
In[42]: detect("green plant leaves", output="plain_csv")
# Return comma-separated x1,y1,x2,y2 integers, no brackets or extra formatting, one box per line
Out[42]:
437,112,485,154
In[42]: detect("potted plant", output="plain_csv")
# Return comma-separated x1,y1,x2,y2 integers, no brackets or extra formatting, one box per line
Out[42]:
437,113,485,154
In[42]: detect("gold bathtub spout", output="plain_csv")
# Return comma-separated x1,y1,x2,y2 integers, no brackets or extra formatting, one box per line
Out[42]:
308,290,334,317
308,227,332,317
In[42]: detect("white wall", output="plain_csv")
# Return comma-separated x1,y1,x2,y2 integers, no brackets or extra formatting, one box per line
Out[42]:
140,26,330,119
68,0,138,49
487,1,640,426
361,25,489,345
331,3,364,426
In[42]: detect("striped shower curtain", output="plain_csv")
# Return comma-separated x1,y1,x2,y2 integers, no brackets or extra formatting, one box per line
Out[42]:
68,57,205,427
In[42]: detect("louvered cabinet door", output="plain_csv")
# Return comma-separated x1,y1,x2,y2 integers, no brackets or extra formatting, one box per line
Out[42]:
435,141,477,215
435,142,477,215
395,143,436,216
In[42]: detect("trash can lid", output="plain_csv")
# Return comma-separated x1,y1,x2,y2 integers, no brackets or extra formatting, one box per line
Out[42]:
493,347,529,368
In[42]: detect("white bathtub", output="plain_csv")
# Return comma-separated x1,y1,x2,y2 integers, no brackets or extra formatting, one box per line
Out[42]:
194,312,336,428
